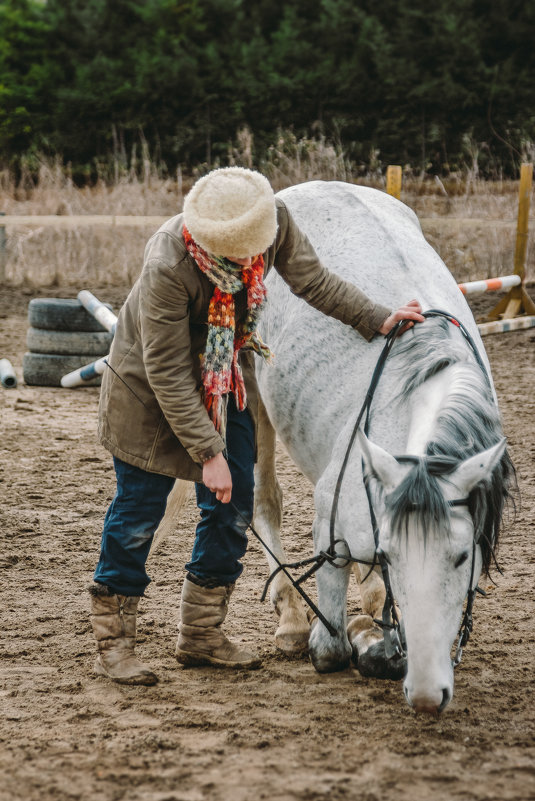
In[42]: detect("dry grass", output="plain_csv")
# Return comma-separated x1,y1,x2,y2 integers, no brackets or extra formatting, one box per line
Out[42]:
0,159,184,287
0,147,532,288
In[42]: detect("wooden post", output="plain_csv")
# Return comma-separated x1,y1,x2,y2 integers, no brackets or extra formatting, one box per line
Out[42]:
386,166,402,200
487,163,535,321
514,162,533,278
0,212,6,283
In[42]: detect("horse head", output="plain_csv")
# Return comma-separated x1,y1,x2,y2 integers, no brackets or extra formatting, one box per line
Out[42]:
359,431,507,713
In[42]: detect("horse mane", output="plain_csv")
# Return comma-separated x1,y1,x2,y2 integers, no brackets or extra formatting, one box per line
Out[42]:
385,317,516,576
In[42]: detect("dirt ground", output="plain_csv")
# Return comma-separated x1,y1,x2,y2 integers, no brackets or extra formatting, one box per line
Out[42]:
0,285,534,801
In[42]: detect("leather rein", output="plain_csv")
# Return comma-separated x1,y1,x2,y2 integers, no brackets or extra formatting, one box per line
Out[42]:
236,309,492,666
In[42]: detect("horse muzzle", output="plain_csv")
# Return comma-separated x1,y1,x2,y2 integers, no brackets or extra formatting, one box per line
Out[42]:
404,683,452,714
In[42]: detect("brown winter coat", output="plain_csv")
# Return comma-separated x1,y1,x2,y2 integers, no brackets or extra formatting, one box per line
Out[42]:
98,198,390,481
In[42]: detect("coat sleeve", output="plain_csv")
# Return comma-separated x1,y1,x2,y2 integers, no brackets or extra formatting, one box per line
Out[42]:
273,201,391,341
138,255,226,465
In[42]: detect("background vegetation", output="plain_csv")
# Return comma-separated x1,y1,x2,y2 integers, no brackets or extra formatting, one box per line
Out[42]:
1,0,535,181
1,158,527,287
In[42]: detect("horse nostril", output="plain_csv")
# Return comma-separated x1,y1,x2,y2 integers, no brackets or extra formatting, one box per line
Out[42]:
438,687,451,712
405,685,451,714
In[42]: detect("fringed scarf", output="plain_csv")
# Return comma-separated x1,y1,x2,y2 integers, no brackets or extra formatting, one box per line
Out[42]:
183,225,273,436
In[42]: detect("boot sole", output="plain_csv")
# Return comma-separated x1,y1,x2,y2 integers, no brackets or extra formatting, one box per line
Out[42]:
175,649,262,670
94,658,159,686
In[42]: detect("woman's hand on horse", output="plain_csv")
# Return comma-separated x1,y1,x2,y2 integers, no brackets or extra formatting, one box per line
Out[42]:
203,451,233,503
378,300,425,335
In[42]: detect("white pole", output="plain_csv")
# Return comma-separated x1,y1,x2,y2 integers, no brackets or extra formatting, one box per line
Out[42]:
60,355,108,388
0,358,17,388
77,290,118,333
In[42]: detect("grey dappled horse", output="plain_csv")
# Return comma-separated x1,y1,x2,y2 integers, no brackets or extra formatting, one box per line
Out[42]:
253,181,514,714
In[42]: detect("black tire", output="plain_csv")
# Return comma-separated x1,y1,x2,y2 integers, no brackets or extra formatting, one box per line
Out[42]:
28,298,115,332
26,327,113,356
23,352,104,387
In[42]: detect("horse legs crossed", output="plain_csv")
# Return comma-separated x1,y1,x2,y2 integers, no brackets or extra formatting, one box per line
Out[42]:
348,562,407,681
253,399,310,655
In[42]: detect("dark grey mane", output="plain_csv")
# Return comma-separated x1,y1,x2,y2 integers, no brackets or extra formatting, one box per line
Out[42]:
384,317,515,575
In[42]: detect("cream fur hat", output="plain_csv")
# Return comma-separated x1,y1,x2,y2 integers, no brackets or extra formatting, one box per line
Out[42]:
183,167,277,258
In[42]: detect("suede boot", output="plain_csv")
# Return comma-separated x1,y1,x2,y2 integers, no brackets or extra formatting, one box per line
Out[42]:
89,583,158,686
175,577,261,669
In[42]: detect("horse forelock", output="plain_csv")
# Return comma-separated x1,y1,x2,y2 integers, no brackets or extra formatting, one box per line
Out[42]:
385,317,516,574
385,459,453,541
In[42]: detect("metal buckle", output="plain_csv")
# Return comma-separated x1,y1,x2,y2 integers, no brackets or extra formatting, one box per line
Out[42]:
320,538,352,568
385,626,404,660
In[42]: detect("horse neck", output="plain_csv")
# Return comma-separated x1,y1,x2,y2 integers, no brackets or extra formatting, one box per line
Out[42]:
405,362,472,454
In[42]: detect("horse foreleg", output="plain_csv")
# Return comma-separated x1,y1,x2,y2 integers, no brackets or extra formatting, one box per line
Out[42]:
253,400,310,655
348,563,406,681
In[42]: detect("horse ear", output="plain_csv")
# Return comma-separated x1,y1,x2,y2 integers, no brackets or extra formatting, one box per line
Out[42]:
449,438,507,495
357,429,406,492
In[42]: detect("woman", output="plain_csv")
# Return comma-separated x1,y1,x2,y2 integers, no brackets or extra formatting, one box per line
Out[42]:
89,167,424,685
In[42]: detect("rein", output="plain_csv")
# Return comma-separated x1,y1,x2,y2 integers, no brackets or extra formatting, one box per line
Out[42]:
245,308,492,663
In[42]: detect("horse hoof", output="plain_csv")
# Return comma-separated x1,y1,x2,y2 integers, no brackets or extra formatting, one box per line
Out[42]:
354,640,407,681
309,642,352,673
310,653,352,674
275,626,309,656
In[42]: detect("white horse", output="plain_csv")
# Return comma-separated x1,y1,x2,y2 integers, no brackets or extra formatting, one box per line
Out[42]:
253,181,514,714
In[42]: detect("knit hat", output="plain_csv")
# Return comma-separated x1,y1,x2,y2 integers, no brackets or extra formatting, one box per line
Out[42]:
183,167,277,258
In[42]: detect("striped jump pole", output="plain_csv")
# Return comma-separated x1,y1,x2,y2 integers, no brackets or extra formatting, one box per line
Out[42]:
478,315,535,336
458,275,521,295
60,355,109,388
77,289,118,334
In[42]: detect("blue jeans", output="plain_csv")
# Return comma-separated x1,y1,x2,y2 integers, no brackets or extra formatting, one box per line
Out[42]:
93,395,255,596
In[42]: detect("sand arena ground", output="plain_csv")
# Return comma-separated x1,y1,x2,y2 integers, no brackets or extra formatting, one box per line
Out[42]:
0,286,534,801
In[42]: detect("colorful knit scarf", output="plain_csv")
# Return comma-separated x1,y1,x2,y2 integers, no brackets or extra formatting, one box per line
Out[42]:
183,225,273,435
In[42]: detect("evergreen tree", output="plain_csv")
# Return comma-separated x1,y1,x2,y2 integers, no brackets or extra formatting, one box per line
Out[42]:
0,0,534,176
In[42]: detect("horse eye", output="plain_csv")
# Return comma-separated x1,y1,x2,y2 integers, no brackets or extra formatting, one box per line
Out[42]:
454,551,469,568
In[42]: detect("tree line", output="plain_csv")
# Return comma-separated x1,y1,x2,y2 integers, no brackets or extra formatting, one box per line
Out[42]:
1,0,534,180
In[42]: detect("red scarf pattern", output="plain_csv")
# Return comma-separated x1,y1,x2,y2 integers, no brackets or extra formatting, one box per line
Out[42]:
183,225,272,435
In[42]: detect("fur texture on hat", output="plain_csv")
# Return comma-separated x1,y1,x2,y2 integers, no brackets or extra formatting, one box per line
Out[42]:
183,167,277,258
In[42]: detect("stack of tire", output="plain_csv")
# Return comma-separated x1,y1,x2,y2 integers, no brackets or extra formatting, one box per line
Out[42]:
23,298,114,387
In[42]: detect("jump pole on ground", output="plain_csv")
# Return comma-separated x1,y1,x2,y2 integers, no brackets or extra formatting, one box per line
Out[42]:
61,290,118,387
60,355,110,387
0,358,17,388
77,289,117,334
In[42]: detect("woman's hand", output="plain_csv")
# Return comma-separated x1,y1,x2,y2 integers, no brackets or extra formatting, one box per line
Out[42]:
379,299,425,335
202,451,232,503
